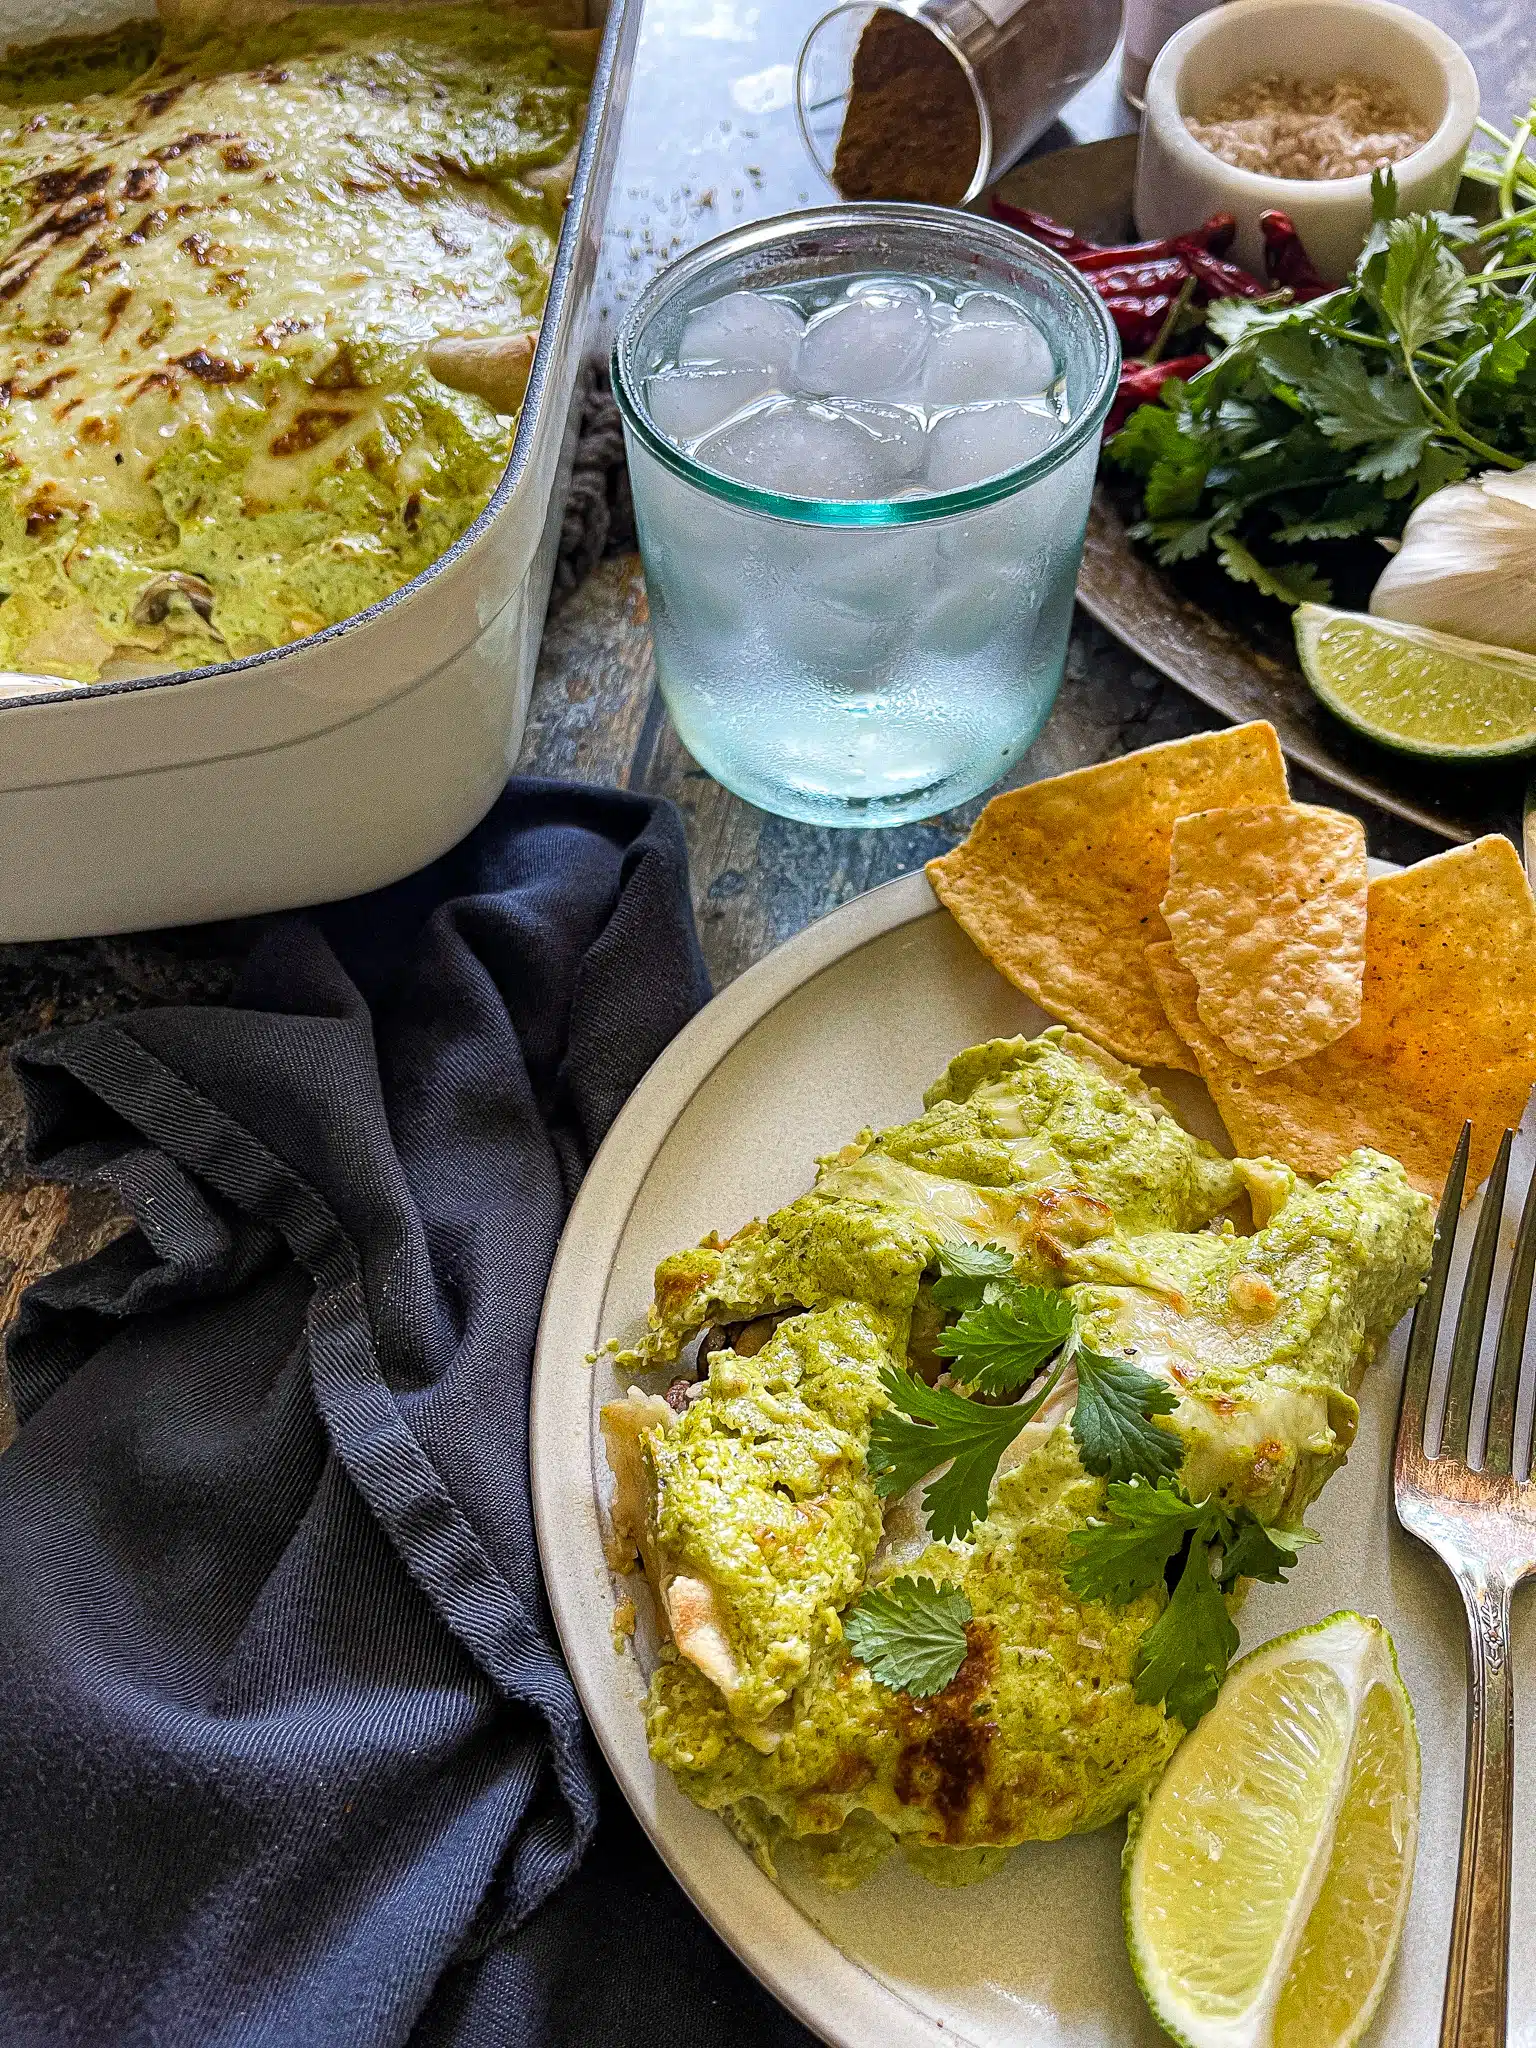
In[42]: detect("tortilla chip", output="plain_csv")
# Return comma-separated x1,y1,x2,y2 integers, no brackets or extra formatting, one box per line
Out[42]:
926,723,1288,1070
1146,835,1536,1198
1161,804,1368,1072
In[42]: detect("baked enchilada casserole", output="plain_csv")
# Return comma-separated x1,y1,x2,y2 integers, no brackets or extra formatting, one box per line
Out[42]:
0,0,591,683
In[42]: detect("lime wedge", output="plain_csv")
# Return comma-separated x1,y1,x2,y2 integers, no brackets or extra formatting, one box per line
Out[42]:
1125,1611,1419,2048
1295,602,1536,760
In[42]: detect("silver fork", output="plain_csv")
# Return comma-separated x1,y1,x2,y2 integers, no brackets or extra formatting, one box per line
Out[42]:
1394,1122,1536,2048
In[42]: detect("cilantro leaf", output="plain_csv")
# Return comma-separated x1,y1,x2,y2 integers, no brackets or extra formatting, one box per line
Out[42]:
1373,215,1477,355
1214,534,1333,607
844,1575,973,1697
1062,1479,1205,1605
1136,514,1221,564
868,1368,1045,1543
1070,1347,1183,1484
936,1284,1076,1396
930,1240,1015,1312
1105,389,1197,477
1134,1539,1240,1727
1218,1517,1320,1590
1301,350,1431,480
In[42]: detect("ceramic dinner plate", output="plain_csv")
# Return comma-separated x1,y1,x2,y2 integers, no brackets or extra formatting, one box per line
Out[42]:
530,870,1536,2048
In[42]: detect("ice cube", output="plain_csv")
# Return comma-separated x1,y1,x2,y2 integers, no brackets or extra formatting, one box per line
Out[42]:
780,591,906,681
924,402,1062,492
677,290,803,380
796,288,931,399
696,399,887,500
646,363,778,445
808,522,938,621
923,310,1056,406
836,401,927,492
920,559,1041,659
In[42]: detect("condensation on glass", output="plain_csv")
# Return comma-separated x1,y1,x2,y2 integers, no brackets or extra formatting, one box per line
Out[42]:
796,0,1123,209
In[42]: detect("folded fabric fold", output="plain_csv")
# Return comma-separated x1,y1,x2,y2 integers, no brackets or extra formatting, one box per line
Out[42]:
0,781,712,2048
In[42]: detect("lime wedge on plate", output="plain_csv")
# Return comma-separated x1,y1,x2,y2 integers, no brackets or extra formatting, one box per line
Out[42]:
1295,602,1536,759
1125,1610,1419,2048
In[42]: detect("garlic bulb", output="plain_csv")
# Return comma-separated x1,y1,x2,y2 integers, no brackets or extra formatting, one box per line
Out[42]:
1370,463,1536,655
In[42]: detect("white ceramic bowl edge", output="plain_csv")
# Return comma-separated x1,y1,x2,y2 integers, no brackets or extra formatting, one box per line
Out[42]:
1133,0,1480,282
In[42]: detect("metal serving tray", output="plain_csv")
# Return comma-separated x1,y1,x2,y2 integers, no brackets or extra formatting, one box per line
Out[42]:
0,0,639,940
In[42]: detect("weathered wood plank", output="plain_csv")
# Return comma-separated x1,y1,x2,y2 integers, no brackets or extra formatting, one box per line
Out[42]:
518,553,659,787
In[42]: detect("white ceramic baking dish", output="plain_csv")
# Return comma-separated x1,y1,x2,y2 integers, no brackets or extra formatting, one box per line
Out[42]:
0,0,639,941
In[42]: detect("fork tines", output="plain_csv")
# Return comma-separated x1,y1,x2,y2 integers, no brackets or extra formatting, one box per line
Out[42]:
1397,1123,1536,1484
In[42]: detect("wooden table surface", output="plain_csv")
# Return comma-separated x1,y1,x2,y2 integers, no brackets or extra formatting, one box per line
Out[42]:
1,0,1532,1423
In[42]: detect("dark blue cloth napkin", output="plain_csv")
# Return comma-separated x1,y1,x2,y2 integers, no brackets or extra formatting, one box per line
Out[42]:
0,780,815,2048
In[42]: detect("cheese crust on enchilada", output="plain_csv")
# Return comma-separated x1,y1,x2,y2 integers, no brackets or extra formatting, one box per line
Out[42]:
0,1,589,683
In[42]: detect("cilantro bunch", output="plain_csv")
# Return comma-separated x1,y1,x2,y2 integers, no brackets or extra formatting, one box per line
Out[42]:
1105,148,1536,607
844,1243,1319,1723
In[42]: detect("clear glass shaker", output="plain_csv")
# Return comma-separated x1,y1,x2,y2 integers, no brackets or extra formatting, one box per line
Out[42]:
796,0,1124,210
1119,0,1227,109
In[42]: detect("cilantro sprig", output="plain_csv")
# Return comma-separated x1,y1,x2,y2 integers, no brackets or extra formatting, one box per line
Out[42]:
1105,155,1536,607
869,1244,1182,1541
858,1247,1324,1721
1064,1480,1320,1725
844,1575,973,1697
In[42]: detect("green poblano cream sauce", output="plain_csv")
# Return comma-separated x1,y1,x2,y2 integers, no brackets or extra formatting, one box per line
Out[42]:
0,6,587,681
605,1029,1433,1888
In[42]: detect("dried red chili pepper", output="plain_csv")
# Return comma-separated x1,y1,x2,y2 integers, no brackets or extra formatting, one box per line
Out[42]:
1105,354,1208,433
1175,244,1269,299
1098,291,1180,354
989,197,1094,257
1258,211,1332,297
1083,254,1192,294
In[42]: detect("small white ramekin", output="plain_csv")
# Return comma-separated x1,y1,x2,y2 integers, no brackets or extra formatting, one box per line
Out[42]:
1134,0,1479,283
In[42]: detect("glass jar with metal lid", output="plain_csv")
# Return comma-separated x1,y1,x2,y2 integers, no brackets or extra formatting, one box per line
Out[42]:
796,0,1123,209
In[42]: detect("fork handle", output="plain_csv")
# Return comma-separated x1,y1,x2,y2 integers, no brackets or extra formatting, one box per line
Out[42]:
1441,1567,1515,2048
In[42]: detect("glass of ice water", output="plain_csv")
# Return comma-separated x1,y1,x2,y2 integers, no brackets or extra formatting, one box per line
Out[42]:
611,205,1119,827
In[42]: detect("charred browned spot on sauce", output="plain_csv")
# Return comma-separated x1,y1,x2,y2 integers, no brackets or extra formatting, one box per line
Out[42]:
54,396,83,419
31,162,112,209
269,407,354,455
137,301,176,349
0,253,48,302
312,342,364,391
175,348,251,385
50,198,109,242
892,1625,998,1842
221,141,271,173
123,208,170,248
180,231,228,268
140,82,189,120
256,314,312,349
151,130,235,166
19,370,76,402
133,366,181,401
1209,1392,1237,1416
256,66,291,86
102,287,133,341
43,327,72,347
79,415,113,445
122,163,165,203
813,1752,875,1798
403,491,422,531
71,240,114,275
24,486,67,536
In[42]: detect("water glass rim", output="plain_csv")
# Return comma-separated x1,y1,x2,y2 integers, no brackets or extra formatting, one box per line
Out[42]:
609,201,1120,528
